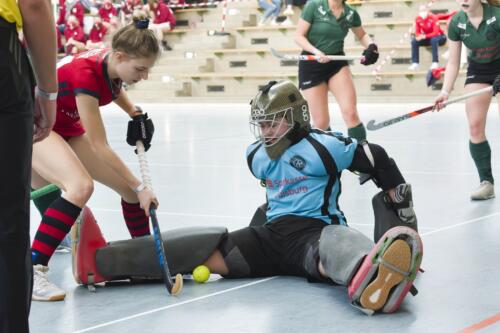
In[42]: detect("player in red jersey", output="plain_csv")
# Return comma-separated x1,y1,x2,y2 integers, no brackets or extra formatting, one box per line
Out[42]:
30,13,160,301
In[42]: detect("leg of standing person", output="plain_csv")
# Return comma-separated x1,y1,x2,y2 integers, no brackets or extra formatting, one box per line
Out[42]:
258,0,276,25
465,83,495,200
31,132,93,301
301,83,330,130
68,134,151,238
270,0,281,24
0,22,34,333
328,66,366,141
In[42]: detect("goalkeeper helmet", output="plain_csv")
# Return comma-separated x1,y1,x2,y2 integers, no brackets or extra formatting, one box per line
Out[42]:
250,80,311,159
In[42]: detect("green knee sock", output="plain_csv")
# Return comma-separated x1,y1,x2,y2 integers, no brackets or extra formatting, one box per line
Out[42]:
31,187,62,216
347,123,366,141
469,140,494,184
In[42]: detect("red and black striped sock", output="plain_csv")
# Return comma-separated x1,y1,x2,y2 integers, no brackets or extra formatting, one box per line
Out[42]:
121,199,150,238
31,197,81,266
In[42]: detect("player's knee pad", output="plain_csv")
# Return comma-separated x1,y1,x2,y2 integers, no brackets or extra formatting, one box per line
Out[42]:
319,225,374,285
373,183,418,242
348,226,423,314
218,234,252,278
94,227,228,281
249,203,268,227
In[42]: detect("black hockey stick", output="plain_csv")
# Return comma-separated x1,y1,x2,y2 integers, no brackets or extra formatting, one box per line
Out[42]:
136,140,183,295
366,86,493,131
270,47,363,61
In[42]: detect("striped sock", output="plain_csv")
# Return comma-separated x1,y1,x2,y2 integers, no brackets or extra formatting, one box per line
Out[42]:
32,197,81,266
121,199,150,238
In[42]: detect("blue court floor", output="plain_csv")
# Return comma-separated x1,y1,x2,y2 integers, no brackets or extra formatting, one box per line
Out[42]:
29,101,500,333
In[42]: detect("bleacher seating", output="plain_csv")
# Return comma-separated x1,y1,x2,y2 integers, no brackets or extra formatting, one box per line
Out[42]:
126,0,465,102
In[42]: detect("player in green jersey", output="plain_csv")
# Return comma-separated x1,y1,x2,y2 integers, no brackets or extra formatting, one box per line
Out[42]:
294,0,378,141
435,0,500,200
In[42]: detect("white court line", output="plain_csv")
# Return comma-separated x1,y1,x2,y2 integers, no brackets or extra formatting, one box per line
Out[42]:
421,211,500,237
72,277,277,333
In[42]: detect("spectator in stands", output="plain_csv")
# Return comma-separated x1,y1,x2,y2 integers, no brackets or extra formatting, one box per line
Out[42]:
408,5,447,70
86,16,108,49
294,0,378,140
66,0,85,27
99,0,118,23
64,15,86,54
147,0,176,51
258,0,282,26
121,0,143,25
56,0,67,31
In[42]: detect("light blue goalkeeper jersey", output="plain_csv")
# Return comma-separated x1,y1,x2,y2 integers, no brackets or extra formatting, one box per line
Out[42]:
246,131,358,225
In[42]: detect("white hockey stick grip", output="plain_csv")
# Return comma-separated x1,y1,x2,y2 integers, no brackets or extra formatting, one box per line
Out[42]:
443,86,493,107
136,140,153,190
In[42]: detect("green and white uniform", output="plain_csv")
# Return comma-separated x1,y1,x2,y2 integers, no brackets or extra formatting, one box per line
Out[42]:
301,0,361,55
448,4,500,84
298,0,362,89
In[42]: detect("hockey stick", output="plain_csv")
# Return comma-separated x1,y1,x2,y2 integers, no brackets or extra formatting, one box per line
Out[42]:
366,86,494,131
136,140,183,295
270,47,364,61
31,184,59,200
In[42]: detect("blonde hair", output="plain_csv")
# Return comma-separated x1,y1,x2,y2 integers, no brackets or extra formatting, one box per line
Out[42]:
487,0,499,6
111,11,160,58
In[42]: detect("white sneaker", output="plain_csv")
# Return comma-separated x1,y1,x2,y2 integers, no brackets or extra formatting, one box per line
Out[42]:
283,6,294,16
270,18,280,26
430,62,439,69
33,265,66,301
280,17,293,26
470,181,495,200
407,63,419,70
258,18,268,27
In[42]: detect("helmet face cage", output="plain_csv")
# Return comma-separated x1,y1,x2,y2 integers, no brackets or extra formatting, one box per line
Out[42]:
250,107,294,147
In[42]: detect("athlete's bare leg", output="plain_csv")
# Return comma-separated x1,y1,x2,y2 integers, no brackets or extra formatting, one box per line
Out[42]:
32,132,93,208
328,66,362,129
302,82,330,130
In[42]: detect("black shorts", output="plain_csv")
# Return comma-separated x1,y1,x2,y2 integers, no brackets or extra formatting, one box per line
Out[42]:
465,57,500,85
221,215,328,280
298,51,349,90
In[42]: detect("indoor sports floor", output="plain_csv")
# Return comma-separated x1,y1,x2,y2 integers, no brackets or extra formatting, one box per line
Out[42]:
29,101,500,333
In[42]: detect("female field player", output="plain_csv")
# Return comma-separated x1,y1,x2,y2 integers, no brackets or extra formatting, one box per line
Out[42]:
30,12,160,301
294,0,379,140
434,0,500,200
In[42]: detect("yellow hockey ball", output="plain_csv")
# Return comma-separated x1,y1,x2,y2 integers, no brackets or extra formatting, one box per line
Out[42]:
192,265,210,283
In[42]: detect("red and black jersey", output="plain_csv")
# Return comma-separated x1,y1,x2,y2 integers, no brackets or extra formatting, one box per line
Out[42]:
54,48,122,137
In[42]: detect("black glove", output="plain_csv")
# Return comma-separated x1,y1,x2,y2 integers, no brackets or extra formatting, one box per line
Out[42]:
126,111,155,152
493,74,500,96
361,43,379,66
